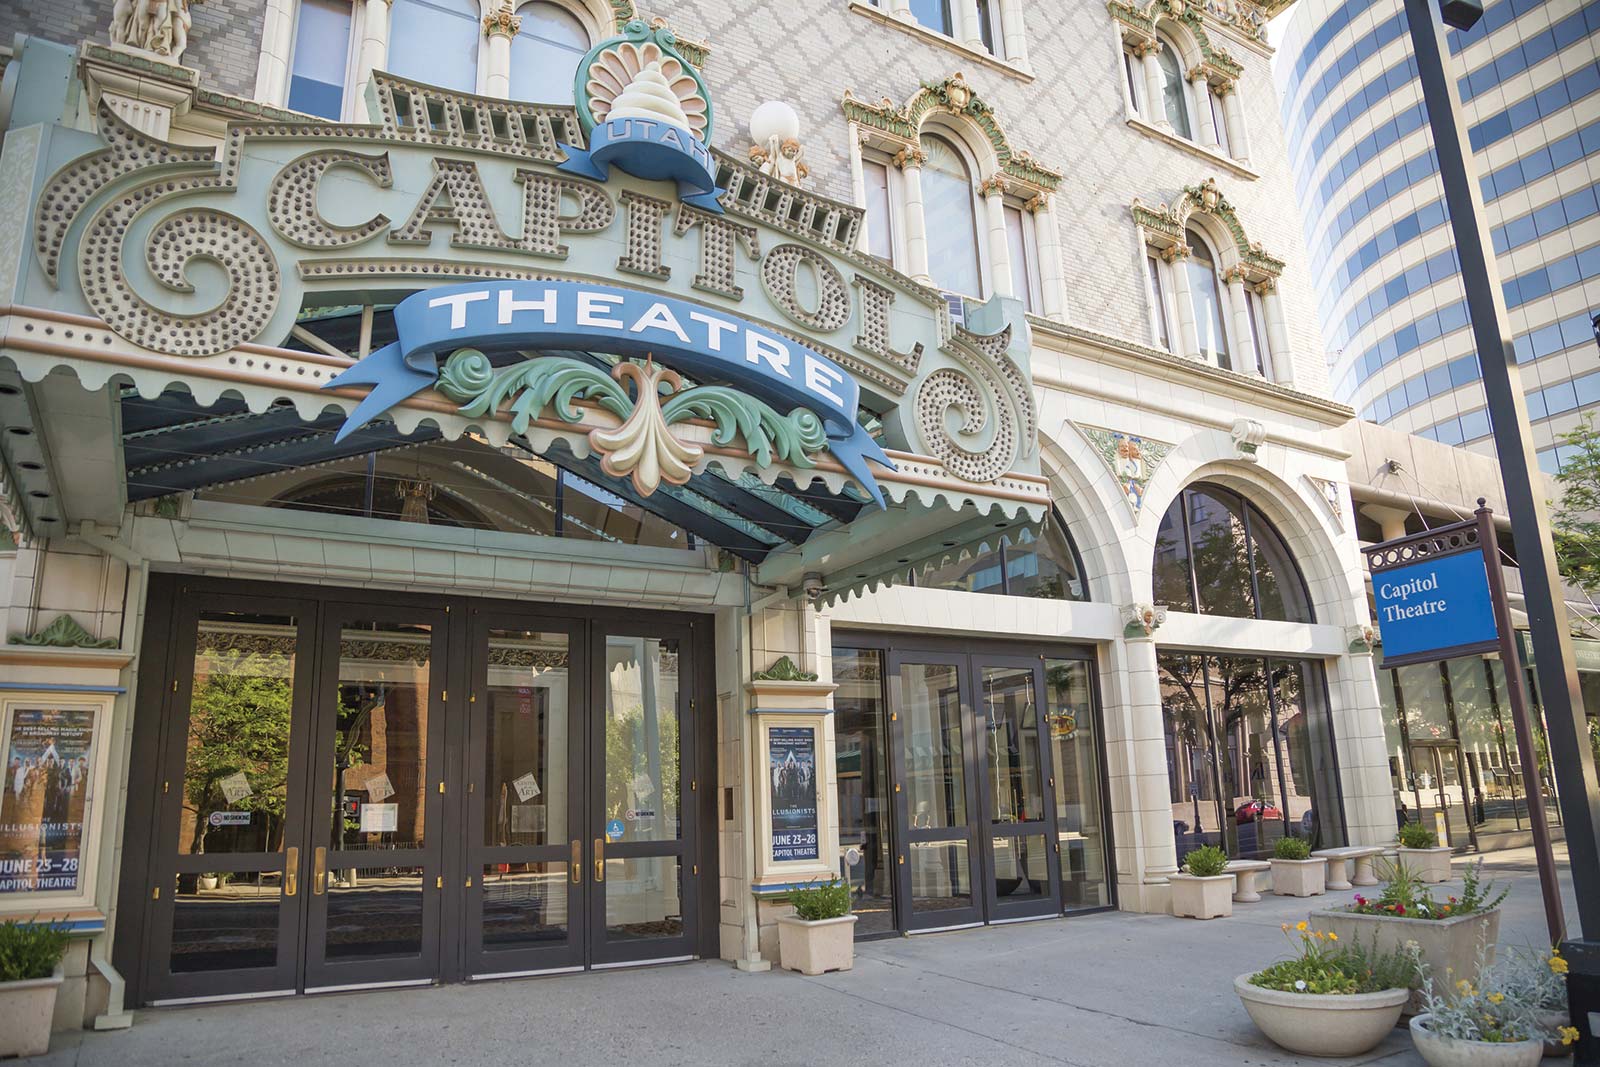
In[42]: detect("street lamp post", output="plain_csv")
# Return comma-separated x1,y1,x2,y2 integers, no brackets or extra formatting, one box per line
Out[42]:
1402,0,1600,1060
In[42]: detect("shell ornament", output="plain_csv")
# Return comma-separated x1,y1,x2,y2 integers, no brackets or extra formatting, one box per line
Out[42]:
573,20,714,143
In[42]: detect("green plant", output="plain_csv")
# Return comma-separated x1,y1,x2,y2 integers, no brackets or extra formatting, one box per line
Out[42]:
0,920,69,982
789,877,851,921
1486,944,1569,1013
1398,821,1439,849
1409,941,1575,1046
1250,923,1417,995
1274,835,1311,860
1181,844,1228,877
1347,859,1507,921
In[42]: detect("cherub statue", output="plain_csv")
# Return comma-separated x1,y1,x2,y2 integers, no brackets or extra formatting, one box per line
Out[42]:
750,135,810,187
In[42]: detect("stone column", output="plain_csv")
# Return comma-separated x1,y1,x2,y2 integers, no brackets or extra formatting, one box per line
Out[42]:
482,4,520,100
1361,505,1412,543
1190,73,1219,148
848,129,871,255
999,0,1029,68
1137,40,1168,128
1105,608,1180,914
1031,193,1066,320
889,0,913,19
896,146,931,284
1224,267,1260,376
351,0,393,123
1260,279,1292,385
1221,86,1251,164
254,0,295,107
1332,634,1404,848
980,176,1014,299
954,0,984,48
1165,245,1201,361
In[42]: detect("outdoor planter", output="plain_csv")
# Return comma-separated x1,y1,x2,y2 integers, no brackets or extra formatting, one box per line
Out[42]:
1234,974,1408,1057
1269,857,1326,898
1314,907,1500,1014
0,964,64,1058
1535,1010,1571,1057
777,914,857,975
1400,846,1454,884
1168,872,1233,919
1409,1013,1543,1067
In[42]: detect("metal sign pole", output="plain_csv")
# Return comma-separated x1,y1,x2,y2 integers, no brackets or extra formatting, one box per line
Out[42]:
1477,503,1565,947
1405,0,1600,1056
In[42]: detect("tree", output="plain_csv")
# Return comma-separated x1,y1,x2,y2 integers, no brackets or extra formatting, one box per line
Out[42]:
1552,414,1600,601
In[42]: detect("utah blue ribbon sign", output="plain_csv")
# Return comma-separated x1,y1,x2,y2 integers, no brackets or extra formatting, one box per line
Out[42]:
559,117,724,213
324,280,896,507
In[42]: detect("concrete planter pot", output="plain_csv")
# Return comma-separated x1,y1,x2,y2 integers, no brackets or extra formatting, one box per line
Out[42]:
0,966,64,1058
777,914,857,976
1409,1014,1544,1067
1234,973,1408,1057
1169,873,1233,919
1270,858,1327,898
1313,907,1501,1014
1534,1009,1570,1057
1399,847,1454,884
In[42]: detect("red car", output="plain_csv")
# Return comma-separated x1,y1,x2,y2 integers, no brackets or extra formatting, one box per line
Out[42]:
1234,800,1282,824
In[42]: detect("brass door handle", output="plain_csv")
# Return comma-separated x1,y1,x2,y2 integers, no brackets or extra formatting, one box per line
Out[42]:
285,846,299,897
571,840,582,884
313,846,327,895
594,837,604,883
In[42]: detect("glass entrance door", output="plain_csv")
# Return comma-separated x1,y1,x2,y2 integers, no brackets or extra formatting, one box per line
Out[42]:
301,606,449,991
889,653,982,931
588,626,698,966
464,613,583,977
1409,743,1473,851
977,660,1058,921
142,597,316,1003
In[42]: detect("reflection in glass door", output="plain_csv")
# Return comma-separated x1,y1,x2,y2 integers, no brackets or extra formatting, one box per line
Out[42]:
144,601,314,1003
302,609,447,991
893,657,981,930
589,629,697,965
466,618,582,977
1409,744,1472,851
978,661,1057,921
1045,660,1110,909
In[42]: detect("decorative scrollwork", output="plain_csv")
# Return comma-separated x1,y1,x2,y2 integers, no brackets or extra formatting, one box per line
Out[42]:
915,364,1017,484
436,350,828,495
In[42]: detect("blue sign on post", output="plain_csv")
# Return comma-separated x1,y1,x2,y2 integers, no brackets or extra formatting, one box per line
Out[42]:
1371,546,1500,666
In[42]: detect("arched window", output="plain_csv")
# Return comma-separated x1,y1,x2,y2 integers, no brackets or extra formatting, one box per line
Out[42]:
1185,227,1231,370
919,133,984,298
1152,483,1312,623
918,509,1089,600
511,2,589,104
388,0,481,93
1156,38,1191,140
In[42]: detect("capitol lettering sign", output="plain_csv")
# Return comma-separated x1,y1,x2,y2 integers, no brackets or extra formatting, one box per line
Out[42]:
1367,541,1499,667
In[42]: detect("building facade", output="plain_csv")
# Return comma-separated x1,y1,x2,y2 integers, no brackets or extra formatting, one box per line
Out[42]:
0,0,1411,1029
1276,0,1600,472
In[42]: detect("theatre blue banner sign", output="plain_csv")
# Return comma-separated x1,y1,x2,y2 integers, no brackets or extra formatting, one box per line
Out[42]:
1365,519,1501,668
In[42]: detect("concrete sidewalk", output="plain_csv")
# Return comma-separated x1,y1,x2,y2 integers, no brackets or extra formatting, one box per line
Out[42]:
37,850,1580,1067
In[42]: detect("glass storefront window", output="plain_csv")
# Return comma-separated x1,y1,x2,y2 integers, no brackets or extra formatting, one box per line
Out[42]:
604,637,681,844
917,511,1087,601
900,662,968,831
832,648,896,936
1159,651,1344,859
483,630,570,848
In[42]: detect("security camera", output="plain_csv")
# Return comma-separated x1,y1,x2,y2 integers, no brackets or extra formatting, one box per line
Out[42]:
1439,0,1484,29
801,573,824,601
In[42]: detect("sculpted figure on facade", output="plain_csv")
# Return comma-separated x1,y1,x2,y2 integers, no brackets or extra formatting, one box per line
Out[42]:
109,0,194,62
748,100,812,188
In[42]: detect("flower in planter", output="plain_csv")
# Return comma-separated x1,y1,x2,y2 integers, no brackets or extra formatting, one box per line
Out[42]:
1249,925,1416,996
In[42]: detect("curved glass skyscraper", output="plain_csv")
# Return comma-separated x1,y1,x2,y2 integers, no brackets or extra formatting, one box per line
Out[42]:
1276,0,1600,471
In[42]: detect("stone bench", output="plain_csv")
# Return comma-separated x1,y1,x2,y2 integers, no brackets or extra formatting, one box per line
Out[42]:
1227,859,1272,903
1313,846,1386,890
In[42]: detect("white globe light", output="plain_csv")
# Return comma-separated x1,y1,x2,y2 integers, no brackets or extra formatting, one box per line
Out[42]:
749,100,800,146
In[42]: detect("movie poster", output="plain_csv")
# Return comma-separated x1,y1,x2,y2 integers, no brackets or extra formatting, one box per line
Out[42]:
769,726,819,863
0,706,97,895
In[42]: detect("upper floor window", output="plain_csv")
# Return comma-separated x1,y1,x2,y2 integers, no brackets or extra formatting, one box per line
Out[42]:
286,0,354,119
862,159,895,262
389,0,481,93
511,2,589,103
1153,483,1312,624
1185,228,1231,369
1155,38,1192,141
867,0,1017,63
921,134,985,298
907,0,954,35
